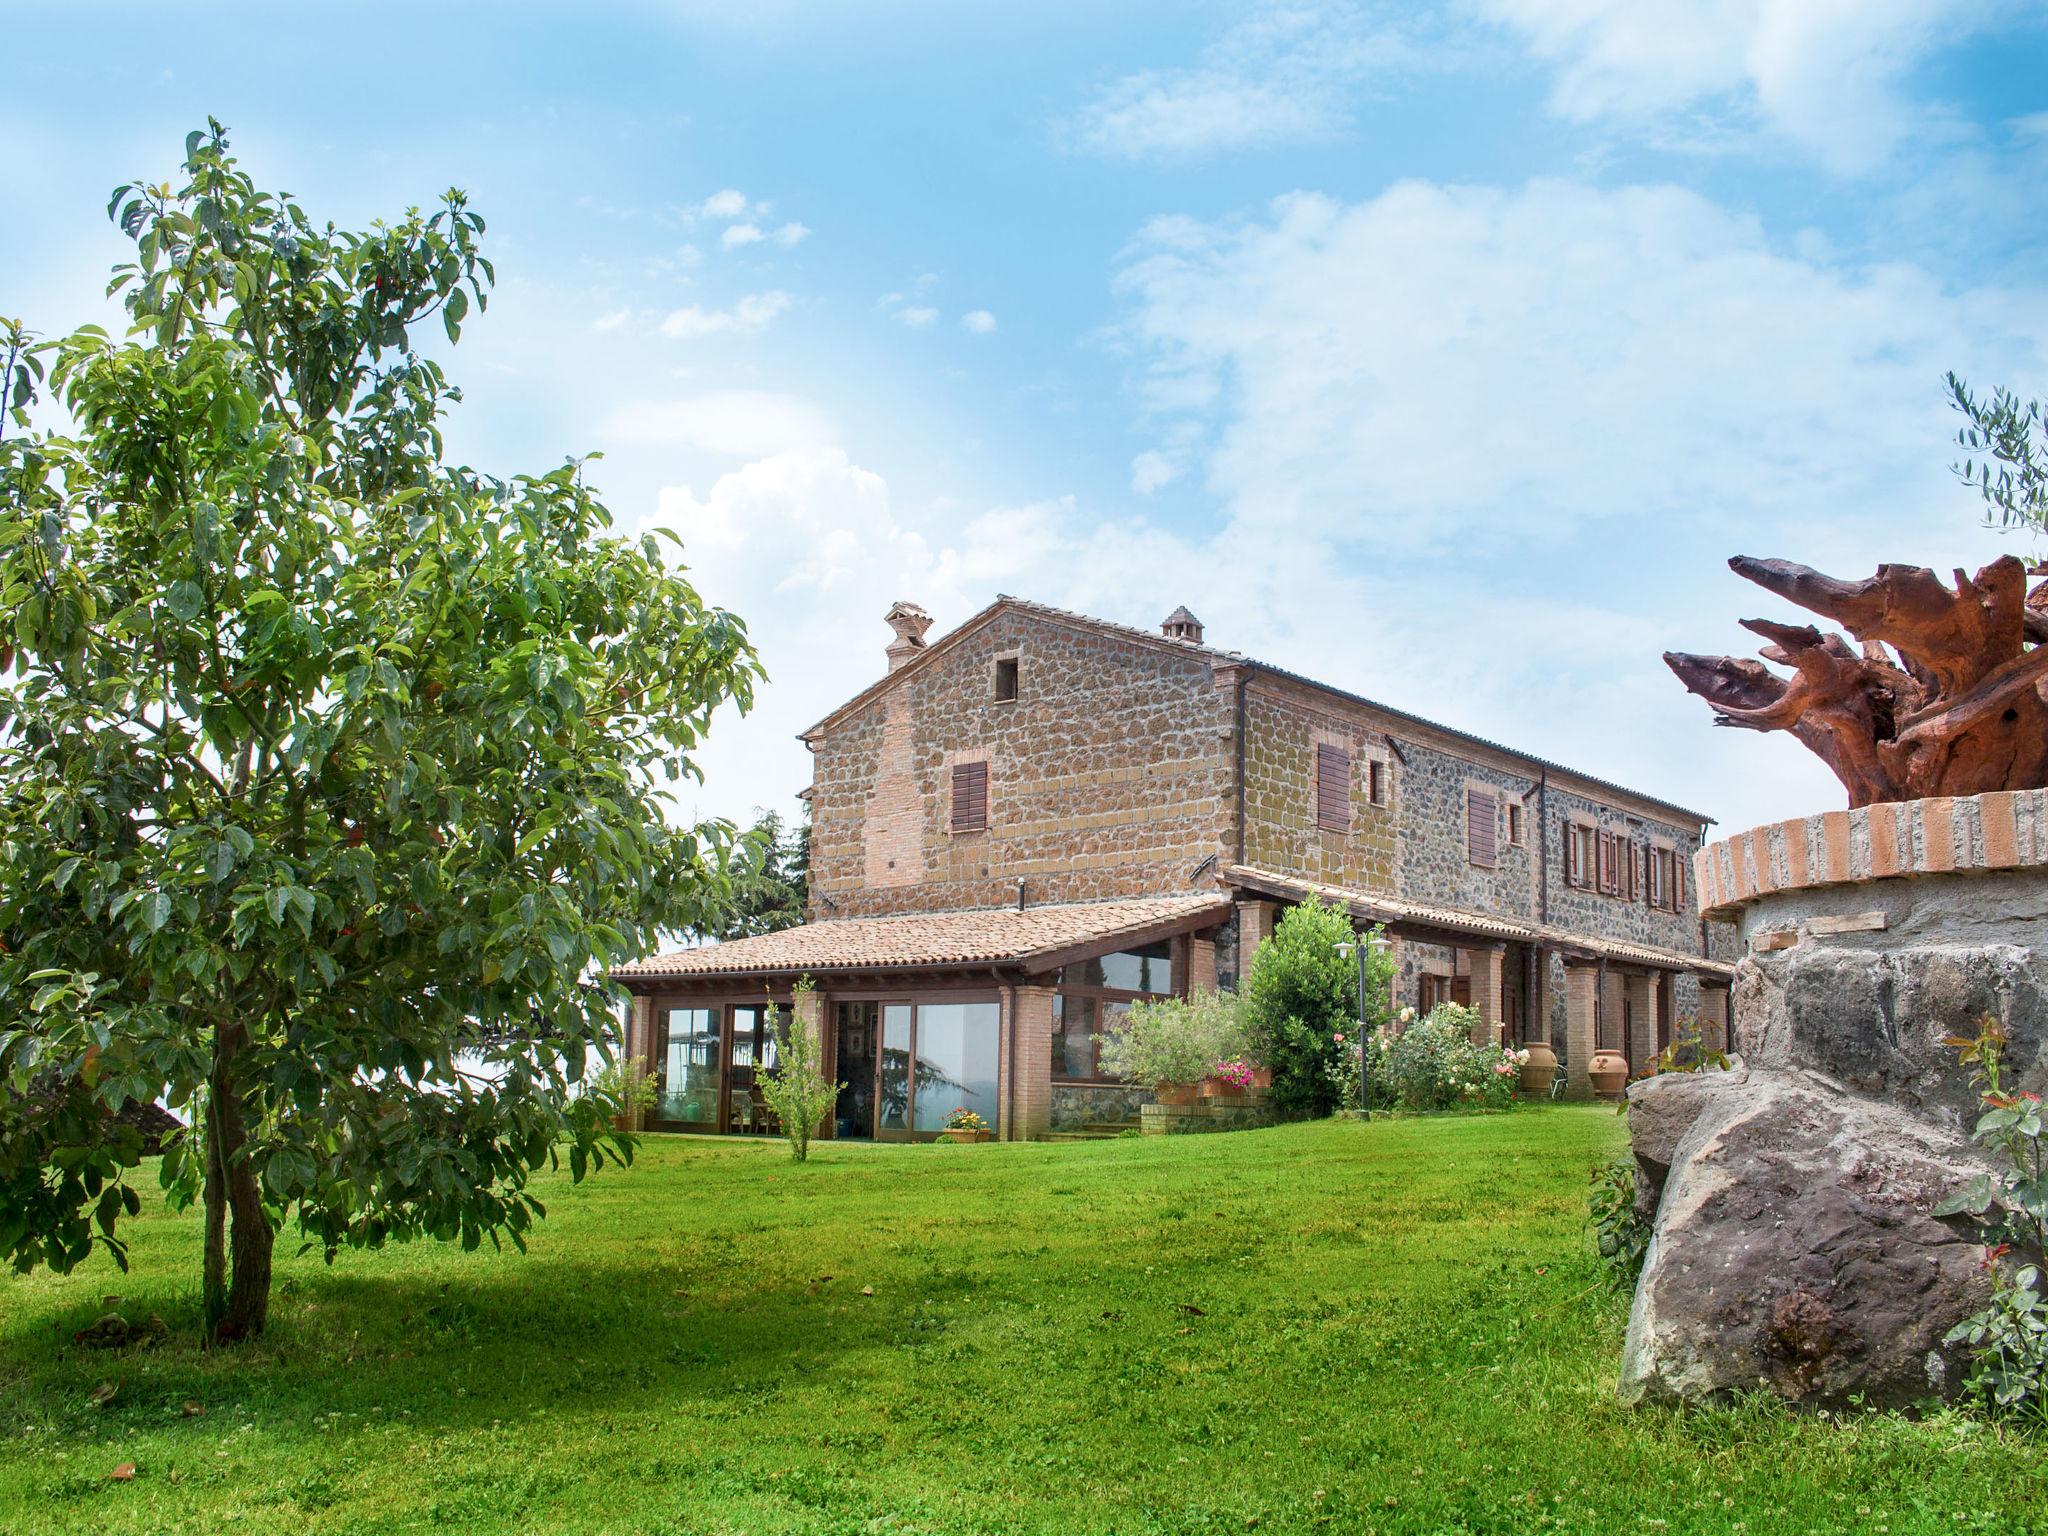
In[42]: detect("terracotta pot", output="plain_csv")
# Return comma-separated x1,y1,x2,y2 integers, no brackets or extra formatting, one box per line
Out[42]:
1200,1076,1248,1100
1517,1039,1558,1095
940,1127,991,1144
1250,1066,1273,1091
1154,1082,1199,1108
1588,1049,1630,1097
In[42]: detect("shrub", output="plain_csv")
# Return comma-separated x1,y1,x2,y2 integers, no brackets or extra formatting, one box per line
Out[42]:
1383,1005,1519,1112
759,977,838,1163
589,1056,659,1128
1240,900,1392,1118
1937,1014,2048,1418
1097,990,1248,1088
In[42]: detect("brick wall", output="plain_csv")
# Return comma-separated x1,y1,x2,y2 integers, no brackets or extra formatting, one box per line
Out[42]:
808,609,1235,917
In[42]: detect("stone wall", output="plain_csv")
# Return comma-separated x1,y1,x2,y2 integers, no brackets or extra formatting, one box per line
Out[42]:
1051,1081,1151,1131
808,609,1235,916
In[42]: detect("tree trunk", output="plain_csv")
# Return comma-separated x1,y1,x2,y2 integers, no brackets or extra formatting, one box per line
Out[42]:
202,1024,275,1345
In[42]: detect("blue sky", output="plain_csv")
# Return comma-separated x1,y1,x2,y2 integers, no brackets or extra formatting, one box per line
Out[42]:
7,1,2048,835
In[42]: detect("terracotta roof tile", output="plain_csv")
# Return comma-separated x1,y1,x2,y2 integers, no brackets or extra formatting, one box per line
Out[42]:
612,894,1233,981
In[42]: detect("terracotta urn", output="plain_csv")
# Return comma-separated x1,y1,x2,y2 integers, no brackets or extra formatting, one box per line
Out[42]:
1154,1082,1198,1108
1517,1039,1558,1095
1588,1050,1630,1097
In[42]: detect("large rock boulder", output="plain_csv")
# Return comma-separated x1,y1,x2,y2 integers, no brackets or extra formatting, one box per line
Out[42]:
1619,1066,1992,1407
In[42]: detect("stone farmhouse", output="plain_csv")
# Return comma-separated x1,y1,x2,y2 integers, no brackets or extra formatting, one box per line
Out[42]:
614,598,1737,1139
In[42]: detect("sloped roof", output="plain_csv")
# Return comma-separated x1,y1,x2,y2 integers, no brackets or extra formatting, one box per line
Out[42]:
612,893,1233,982
802,595,1713,827
1224,865,1734,978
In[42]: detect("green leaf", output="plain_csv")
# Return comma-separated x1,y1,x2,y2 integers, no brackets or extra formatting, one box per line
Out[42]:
165,581,204,621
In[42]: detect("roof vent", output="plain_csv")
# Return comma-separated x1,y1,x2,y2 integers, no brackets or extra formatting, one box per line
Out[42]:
884,600,934,673
1161,605,1204,644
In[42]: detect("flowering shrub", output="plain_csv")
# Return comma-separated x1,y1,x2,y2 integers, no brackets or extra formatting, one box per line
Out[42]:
1213,1058,1257,1090
942,1108,990,1132
1937,1015,2048,1417
1323,1025,1396,1113
1096,990,1249,1088
1382,1005,1519,1112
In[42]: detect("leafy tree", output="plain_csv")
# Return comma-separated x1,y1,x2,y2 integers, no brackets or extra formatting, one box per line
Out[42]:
708,807,808,941
758,976,836,1163
1240,899,1391,1118
0,122,761,1342
1949,373,2047,534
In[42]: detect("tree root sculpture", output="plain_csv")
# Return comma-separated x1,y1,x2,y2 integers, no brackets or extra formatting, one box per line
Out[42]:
1666,556,2048,805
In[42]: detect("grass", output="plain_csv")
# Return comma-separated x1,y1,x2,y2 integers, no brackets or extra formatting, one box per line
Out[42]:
0,1107,2041,1535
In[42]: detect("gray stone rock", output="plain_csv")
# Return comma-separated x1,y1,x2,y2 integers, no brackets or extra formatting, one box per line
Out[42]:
1620,1067,1993,1409
1623,1064,1747,1223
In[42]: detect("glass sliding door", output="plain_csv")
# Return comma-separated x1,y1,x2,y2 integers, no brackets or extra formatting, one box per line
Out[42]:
910,1003,1001,1133
654,1007,720,1130
878,1004,913,1135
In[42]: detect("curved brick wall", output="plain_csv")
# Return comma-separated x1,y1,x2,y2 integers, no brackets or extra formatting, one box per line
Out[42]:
1694,789,2048,920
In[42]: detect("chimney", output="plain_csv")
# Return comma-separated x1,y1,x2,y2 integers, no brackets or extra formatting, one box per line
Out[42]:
1161,605,1204,645
884,600,934,673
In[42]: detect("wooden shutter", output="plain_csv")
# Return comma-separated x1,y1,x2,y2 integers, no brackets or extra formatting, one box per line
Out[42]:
1673,853,1685,913
1562,821,1578,886
1647,848,1664,908
1316,745,1351,833
1597,831,1616,894
950,761,988,832
1627,840,1640,901
1467,787,1498,868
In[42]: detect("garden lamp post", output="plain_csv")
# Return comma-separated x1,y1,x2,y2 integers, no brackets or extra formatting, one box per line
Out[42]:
1334,932,1391,1121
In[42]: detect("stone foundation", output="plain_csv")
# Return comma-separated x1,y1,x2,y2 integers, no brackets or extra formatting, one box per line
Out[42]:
1140,1098,1276,1135
1622,791,2048,1409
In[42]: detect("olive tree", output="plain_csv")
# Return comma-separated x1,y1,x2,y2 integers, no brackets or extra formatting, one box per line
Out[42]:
0,122,760,1342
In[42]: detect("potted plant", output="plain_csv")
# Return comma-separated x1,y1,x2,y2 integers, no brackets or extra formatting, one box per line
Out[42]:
939,1108,992,1143
1201,1057,1259,1100
1095,991,1250,1110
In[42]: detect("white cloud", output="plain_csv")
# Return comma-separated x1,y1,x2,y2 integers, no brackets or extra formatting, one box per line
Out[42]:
772,221,810,247
892,304,939,327
960,309,998,334
721,222,765,248
593,307,631,333
697,188,750,219
601,390,839,459
1064,2,1417,159
657,289,792,340
1130,450,1177,494
1474,0,1986,174
1110,175,2047,831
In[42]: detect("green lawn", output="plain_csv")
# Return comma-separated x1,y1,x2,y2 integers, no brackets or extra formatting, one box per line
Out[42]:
1,1109,2040,1535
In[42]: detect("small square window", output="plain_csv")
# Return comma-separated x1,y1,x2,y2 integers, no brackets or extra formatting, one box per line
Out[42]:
994,657,1019,702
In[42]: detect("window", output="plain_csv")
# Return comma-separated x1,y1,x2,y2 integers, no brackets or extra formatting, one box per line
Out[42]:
909,1003,1001,1132
1467,787,1498,868
950,760,988,832
993,656,1019,702
1563,822,1596,888
1315,744,1351,833
1597,830,1618,894
1648,846,1666,908
1507,801,1524,846
1367,758,1386,806
1648,847,1684,912
1053,940,1175,1081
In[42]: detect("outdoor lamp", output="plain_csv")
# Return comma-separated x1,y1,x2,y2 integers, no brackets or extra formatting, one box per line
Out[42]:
1333,932,1392,1122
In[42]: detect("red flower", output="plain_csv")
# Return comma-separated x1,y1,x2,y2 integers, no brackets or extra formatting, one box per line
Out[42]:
1983,1243,2012,1271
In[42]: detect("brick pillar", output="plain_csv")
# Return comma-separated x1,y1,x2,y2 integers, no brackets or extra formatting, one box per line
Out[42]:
791,987,832,1140
1529,948,1550,1046
1465,945,1505,1045
623,994,655,1131
1563,962,1598,1101
1623,973,1658,1075
1008,986,1055,1142
1698,983,1730,1056
1186,934,1218,995
1236,900,1280,978
1599,967,1627,1055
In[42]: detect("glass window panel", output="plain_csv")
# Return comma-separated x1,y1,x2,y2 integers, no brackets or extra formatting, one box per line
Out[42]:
1052,994,1097,1079
1071,940,1175,993
730,1005,777,1071
879,1004,913,1131
659,1008,720,1123
910,1003,1001,1132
